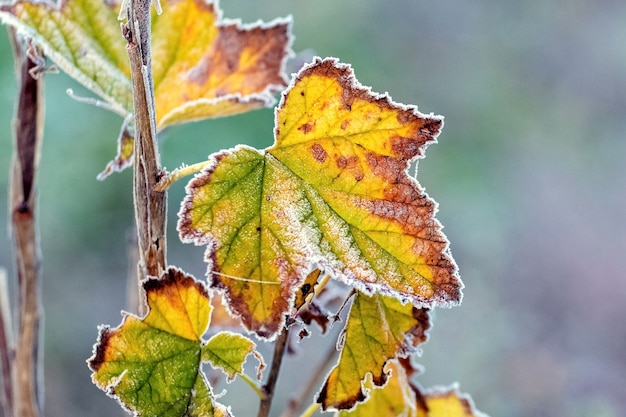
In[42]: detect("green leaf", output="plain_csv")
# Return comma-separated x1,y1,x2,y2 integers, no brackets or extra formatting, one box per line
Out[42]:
318,292,430,410
202,331,263,382
88,267,259,416
178,58,461,339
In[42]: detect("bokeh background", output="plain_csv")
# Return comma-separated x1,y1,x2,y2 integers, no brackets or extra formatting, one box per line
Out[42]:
1,0,625,416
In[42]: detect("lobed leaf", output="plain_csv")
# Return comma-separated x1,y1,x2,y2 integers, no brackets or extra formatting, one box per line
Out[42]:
179,58,462,339
0,0,293,177
88,267,259,416
202,331,262,382
317,292,430,410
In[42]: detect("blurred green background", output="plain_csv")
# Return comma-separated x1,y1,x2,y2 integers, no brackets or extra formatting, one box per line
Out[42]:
1,0,625,416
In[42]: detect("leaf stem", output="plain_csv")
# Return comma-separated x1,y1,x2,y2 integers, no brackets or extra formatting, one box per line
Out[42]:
239,372,267,400
125,0,167,287
297,403,319,417
7,30,45,417
154,161,212,192
257,326,290,417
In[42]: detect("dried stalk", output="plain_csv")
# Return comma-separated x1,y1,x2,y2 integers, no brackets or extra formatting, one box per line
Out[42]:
124,0,167,294
257,327,290,417
7,30,45,417
0,269,14,417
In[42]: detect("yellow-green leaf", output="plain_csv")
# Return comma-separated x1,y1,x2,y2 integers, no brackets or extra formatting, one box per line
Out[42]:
87,267,258,416
202,331,262,382
0,0,293,176
178,58,461,339
318,292,430,410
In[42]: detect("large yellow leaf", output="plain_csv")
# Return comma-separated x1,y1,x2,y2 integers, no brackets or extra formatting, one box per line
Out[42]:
0,0,293,177
179,58,462,339
318,292,430,410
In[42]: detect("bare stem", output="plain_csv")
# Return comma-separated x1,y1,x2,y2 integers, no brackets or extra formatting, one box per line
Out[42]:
7,29,45,417
257,327,290,417
125,0,167,291
0,269,14,417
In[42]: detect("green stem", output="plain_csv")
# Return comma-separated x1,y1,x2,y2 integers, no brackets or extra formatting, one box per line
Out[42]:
298,403,319,417
239,372,267,400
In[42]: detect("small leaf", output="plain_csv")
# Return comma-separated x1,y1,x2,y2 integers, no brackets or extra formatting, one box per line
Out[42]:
317,292,430,410
202,331,263,382
179,57,461,340
293,269,322,312
97,125,134,180
0,0,293,176
88,267,247,416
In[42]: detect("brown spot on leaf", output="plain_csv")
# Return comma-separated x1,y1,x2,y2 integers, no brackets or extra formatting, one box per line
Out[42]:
335,155,364,181
365,152,404,183
391,136,426,160
311,144,327,162
396,108,417,125
340,119,351,130
299,121,316,134
187,21,290,93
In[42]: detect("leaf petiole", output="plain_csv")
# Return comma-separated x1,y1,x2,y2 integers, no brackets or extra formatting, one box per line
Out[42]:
297,402,319,417
239,372,267,400
154,161,212,191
